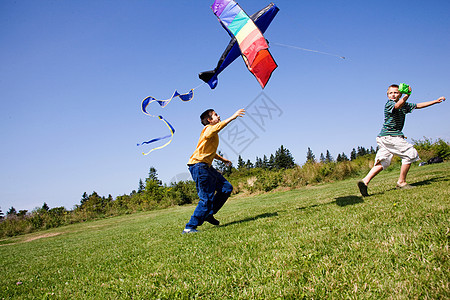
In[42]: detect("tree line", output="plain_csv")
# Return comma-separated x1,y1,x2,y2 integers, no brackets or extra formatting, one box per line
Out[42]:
1,138,448,237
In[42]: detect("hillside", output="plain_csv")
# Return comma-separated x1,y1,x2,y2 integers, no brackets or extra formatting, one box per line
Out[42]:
1,162,449,299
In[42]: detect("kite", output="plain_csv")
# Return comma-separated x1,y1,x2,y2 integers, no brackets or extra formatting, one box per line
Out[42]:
199,1,279,89
138,90,193,155
138,1,279,155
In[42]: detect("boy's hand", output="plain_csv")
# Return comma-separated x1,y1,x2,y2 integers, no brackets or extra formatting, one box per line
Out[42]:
232,109,245,120
223,159,232,167
436,96,446,103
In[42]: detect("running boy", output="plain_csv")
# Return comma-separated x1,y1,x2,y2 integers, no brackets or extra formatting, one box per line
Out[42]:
358,84,445,196
183,108,245,233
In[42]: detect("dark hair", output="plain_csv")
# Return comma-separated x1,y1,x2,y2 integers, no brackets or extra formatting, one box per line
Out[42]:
200,109,214,126
388,84,399,89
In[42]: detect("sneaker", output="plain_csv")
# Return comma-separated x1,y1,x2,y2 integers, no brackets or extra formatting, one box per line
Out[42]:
205,215,220,226
182,228,198,234
396,183,415,190
357,180,369,197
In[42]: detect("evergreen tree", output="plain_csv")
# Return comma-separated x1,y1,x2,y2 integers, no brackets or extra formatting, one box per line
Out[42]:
42,202,50,211
262,155,269,169
306,147,315,163
273,145,295,169
17,210,28,218
268,154,275,169
370,146,376,154
320,153,326,163
357,146,367,157
138,179,145,193
237,155,245,170
81,192,89,205
350,148,357,160
147,167,162,186
245,159,254,169
0,207,3,220
7,207,17,218
254,156,263,168
326,150,333,163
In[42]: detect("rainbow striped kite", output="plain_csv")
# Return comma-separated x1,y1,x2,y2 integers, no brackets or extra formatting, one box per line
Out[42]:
211,0,277,88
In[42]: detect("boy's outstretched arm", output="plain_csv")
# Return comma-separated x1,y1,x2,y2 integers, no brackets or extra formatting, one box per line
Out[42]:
222,109,245,126
416,96,446,109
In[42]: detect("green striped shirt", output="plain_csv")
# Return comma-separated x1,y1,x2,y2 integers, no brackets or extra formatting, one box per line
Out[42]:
378,100,416,137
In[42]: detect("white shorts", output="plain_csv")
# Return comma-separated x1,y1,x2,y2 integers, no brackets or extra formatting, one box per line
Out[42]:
375,136,420,169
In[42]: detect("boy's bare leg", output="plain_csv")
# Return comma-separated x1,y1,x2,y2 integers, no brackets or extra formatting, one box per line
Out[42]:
397,163,411,186
362,164,383,185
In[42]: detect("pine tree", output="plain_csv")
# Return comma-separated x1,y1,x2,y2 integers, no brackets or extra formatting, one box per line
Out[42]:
273,145,295,169
320,153,326,163
237,155,245,170
306,147,315,163
138,179,145,193
147,167,162,186
7,207,17,218
268,154,275,169
350,148,357,160
42,202,50,211
245,159,254,169
341,152,349,161
262,155,269,169
326,150,333,163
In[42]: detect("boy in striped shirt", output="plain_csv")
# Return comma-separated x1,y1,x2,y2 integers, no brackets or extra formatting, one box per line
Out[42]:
358,84,445,196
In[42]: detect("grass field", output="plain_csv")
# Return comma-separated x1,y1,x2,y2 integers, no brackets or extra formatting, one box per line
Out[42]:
1,162,449,299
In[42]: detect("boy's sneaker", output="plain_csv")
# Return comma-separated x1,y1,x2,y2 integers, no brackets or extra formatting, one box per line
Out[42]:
205,215,220,226
357,180,369,197
182,228,198,234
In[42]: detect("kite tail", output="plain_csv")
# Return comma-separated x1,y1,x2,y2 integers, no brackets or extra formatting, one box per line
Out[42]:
138,115,176,156
138,84,203,155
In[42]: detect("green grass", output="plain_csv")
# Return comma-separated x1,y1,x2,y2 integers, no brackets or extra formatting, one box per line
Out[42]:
1,162,449,299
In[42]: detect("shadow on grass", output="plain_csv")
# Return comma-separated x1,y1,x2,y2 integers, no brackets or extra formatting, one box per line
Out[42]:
334,195,364,206
411,176,448,187
221,212,278,227
297,195,364,210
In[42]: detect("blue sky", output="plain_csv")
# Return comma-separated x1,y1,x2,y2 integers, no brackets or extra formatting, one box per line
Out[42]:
1,0,449,212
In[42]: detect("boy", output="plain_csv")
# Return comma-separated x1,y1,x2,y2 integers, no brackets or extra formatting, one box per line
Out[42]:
358,84,445,197
183,108,245,233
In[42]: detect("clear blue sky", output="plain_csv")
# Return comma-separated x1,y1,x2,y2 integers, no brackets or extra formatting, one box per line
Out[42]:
1,0,449,212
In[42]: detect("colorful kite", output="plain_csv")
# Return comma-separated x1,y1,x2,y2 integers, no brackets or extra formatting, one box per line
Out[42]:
200,2,279,89
138,2,279,155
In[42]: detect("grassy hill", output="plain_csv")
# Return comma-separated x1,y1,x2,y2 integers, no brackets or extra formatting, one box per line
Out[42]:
1,162,449,299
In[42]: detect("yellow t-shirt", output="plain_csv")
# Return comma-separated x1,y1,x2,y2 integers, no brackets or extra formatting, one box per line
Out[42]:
188,121,227,166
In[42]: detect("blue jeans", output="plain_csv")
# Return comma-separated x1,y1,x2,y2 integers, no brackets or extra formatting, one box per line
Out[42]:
185,163,233,229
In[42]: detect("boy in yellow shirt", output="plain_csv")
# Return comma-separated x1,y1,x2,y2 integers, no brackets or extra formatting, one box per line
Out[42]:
183,108,245,234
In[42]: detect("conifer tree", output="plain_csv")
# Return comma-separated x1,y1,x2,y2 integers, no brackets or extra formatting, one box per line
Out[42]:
320,153,326,163
306,147,316,163
326,150,333,163
350,148,357,160
274,145,295,169
237,155,245,170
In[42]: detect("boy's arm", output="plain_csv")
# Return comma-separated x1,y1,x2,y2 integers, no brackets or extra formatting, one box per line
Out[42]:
215,153,232,166
394,86,412,109
416,97,446,109
221,108,245,126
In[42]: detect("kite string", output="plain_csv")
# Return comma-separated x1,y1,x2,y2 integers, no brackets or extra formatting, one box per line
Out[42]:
271,42,345,59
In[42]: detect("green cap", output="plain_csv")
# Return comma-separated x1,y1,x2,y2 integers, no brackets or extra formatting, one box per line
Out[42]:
398,83,411,95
